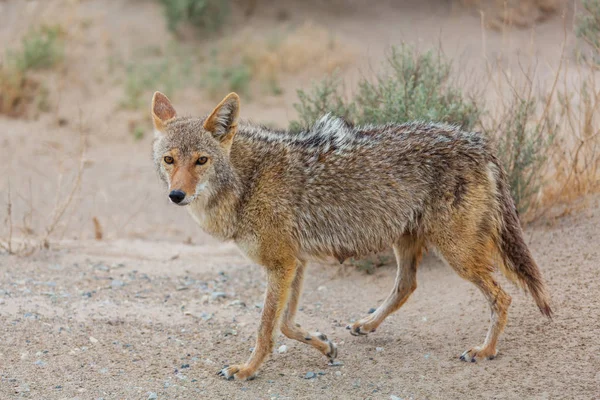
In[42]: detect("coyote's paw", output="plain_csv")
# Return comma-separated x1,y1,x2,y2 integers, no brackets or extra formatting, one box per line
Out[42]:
217,364,256,381
459,346,497,363
322,334,338,362
346,316,378,336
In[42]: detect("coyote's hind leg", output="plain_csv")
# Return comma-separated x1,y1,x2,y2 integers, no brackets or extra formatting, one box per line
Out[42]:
280,260,338,362
435,235,512,362
348,235,424,336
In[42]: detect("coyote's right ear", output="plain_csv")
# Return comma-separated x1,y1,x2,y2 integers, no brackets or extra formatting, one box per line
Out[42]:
203,92,240,149
152,91,177,135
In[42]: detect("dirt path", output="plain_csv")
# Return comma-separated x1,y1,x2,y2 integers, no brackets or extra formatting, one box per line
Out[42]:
1,198,598,399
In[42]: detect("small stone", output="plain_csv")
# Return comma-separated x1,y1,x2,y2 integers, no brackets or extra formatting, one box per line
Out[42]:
277,345,287,354
317,286,326,291
111,280,124,289
304,372,316,379
99,368,108,374
368,308,377,314
211,292,227,300
390,396,403,400
328,360,344,367
34,360,46,366
82,292,93,298
89,337,99,344
181,364,190,369
0,299,5,305
147,392,158,400
317,371,326,376
376,347,384,352
335,371,342,376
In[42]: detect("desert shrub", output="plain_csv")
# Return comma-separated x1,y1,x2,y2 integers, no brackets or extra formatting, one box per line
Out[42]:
6,25,64,72
484,97,554,216
576,0,600,50
0,25,64,117
159,0,230,33
290,45,480,132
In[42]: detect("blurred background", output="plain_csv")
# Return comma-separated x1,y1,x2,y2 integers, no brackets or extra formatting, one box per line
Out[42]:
0,0,598,248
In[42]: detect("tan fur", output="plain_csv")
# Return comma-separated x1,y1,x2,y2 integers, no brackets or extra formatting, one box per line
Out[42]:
151,92,553,380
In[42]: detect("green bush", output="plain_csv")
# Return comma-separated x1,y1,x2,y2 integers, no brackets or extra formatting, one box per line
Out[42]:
487,98,554,216
576,0,600,56
159,0,230,33
7,25,64,72
290,45,480,132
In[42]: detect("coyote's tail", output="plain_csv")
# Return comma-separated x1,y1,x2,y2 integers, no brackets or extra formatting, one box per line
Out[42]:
492,158,553,318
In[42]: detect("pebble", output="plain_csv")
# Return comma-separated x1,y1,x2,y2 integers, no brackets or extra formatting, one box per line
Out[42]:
34,360,46,366
376,347,384,352
328,360,344,367
335,371,342,376
147,392,158,400
304,372,316,379
390,396,403,400
368,308,377,314
110,280,124,289
211,292,227,300
89,337,99,344
0,299,5,305
277,345,287,354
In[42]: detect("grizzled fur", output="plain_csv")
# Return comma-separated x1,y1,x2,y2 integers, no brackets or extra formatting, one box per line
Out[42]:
151,92,552,381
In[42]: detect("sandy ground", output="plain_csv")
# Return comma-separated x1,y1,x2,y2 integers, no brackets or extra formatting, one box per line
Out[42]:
1,200,599,399
1,0,599,399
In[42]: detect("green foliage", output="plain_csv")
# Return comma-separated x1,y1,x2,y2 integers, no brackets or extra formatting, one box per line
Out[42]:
290,45,480,132
492,98,554,216
576,0,600,56
159,0,230,33
7,25,64,72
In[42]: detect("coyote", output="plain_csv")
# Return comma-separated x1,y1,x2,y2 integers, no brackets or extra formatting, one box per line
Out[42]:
151,91,552,380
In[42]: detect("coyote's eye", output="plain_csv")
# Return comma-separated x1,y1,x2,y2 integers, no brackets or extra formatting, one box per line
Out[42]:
164,156,174,164
197,156,208,165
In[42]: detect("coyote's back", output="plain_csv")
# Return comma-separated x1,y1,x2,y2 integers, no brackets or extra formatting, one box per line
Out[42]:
151,92,552,380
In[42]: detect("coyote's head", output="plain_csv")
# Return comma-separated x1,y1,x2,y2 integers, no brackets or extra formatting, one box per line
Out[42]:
151,91,240,206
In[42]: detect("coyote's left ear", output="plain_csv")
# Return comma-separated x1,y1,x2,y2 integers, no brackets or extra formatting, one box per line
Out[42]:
203,92,240,149
152,91,177,136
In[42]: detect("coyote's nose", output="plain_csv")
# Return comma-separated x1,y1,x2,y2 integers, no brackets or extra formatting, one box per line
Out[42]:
169,190,186,204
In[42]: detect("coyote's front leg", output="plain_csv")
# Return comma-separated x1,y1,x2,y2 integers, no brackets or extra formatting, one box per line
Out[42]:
218,260,296,380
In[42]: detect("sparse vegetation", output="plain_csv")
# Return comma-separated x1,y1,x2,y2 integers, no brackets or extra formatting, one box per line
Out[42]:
201,23,353,100
290,43,600,224
290,45,480,132
0,25,64,117
6,25,64,72
576,0,600,61
120,46,193,110
159,0,230,33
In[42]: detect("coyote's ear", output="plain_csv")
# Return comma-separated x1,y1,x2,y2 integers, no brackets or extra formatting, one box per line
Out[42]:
203,92,240,148
152,91,177,135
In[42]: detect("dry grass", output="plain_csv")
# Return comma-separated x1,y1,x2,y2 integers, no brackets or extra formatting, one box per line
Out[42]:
204,21,354,99
0,117,88,255
479,16,600,222
460,0,564,29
